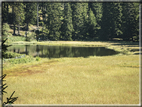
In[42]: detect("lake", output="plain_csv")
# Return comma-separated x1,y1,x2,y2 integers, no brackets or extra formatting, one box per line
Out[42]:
7,45,119,58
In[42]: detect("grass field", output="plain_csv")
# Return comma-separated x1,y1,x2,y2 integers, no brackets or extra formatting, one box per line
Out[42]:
2,41,140,104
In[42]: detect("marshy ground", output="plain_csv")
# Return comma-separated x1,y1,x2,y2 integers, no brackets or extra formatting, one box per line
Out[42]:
2,41,140,104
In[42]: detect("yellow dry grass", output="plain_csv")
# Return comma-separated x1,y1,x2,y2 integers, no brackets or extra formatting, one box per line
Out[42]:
2,41,140,104
3,55,139,104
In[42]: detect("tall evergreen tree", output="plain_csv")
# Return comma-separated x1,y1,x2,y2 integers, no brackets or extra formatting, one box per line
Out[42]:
89,3,102,39
87,8,97,40
2,2,9,24
99,3,122,40
71,3,84,40
10,2,25,35
10,2,17,35
46,3,62,40
60,3,74,41
16,3,25,35
24,3,37,31
89,3,102,28
99,3,111,40
121,3,139,41
81,3,89,40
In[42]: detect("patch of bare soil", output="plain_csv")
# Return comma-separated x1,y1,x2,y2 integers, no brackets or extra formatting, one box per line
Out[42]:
5,60,58,77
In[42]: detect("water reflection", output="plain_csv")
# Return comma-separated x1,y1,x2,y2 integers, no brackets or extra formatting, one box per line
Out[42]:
8,45,119,58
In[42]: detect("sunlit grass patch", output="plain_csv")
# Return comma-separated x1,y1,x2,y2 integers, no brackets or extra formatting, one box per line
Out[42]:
3,54,139,104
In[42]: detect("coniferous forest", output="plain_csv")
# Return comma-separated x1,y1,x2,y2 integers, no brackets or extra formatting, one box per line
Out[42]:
2,2,139,41
2,2,140,104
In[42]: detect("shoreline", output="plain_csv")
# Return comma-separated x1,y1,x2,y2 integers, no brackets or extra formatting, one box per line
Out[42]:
10,41,140,55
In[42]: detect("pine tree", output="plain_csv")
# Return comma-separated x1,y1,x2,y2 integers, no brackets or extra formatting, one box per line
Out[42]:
60,3,74,41
10,2,25,36
24,3,37,31
113,3,123,39
89,3,102,28
16,3,25,35
71,3,84,40
121,3,139,41
10,2,17,35
2,2,9,24
99,3,122,41
46,3,62,40
89,3,102,39
81,3,89,40
87,8,97,40
99,3,111,40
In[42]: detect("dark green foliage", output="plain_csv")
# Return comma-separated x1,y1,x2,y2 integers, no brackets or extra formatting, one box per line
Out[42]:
9,2,25,35
71,3,84,40
24,3,37,31
2,23,11,39
1,74,18,105
46,3,62,40
87,8,97,40
3,91,18,105
60,3,74,41
3,53,34,64
3,52,24,58
2,38,11,58
36,56,41,61
1,2,139,42
2,2,9,24
2,52,36,64
121,3,139,41
81,3,89,40
89,3,102,28
99,3,123,41
35,30,40,41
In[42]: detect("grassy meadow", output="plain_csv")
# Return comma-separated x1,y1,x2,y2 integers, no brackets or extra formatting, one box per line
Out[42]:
2,41,140,104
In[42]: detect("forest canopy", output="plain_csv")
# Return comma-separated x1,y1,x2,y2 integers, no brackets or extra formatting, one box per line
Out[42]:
2,2,139,41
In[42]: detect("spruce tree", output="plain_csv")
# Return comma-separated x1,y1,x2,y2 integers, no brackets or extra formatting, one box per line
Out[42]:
99,3,111,40
90,3,102,39
113,3,123,39
71,3,84,40
60,3,74,41
99,3,122,41
24,3,36,31
10,2,25,36
81,3,89,40
46,3,62,40
89,3,102,28
16,3,25,35
2,2,9,24
121,3,139,41
87,8,97,40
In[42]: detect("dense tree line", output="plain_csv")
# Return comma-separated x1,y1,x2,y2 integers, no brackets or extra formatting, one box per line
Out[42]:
2,2,139,41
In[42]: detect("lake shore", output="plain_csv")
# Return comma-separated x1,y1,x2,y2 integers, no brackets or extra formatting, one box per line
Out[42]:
11,40,140,55
3,41,140,104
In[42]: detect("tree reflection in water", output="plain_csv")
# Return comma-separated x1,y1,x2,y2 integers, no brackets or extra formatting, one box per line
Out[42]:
7,45,119,58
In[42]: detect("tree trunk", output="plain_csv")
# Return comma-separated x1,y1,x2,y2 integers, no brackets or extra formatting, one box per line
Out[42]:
27,22,29,31
18,16,20,35
7,3,9,23
12,6,16,35
37,3,39,30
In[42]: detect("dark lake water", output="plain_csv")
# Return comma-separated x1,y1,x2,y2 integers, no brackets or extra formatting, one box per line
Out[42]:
7,45,119,58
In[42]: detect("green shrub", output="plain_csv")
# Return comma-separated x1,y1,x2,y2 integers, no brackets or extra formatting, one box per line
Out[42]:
2,23,11,39
4,52,24,58
36,56,41,61
7,56,34,64
26,32,36,42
